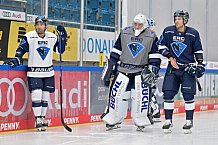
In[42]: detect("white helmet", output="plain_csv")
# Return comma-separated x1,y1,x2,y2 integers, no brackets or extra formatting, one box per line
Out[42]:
133,13,148,36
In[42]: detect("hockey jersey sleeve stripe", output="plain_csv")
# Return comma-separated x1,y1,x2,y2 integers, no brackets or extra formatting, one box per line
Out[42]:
149,53,162,59
194,50,203,53
111,48,122,55
158,45,167,50
186,33,196,37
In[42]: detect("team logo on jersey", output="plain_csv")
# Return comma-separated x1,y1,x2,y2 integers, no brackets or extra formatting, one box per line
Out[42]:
127,42,144,57
170,42,187,57
37,47,50,60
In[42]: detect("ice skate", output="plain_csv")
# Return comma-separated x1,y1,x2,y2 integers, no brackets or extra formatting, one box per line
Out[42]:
153,111,161,122
35,117,43,131
183,120,193,134
162,120,173,134
41,117,48,131
136,126,145,132
106,123,121,131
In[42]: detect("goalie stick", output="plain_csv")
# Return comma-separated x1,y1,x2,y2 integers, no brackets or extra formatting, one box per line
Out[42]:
57,28,72,132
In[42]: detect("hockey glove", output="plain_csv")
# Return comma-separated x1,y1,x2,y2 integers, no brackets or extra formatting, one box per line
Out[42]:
141,66,159,87
56,25,67,54
101,57,117,86
195,63,205,78
4,58,20,68
185,63,205,78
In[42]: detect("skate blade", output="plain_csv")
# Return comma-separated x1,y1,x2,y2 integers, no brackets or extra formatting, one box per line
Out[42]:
163,129,172,134
41,126,47,131
37,127,42,131
136,127,145,132
106,125,121,131
37,127,47,132
183,129,192,134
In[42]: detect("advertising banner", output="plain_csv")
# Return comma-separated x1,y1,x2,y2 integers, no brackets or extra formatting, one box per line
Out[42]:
81,29,115,61
6,20,78,61
0,19,10,60
0,9,25,21
0,69,89,132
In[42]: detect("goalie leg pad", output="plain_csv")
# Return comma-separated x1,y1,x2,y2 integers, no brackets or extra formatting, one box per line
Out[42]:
131,75,152,127
101,73,129,125
150,93,160,116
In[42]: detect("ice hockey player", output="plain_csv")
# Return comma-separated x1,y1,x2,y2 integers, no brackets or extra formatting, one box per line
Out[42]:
147,18,161,122
101,13,161,132
157,10,205,134
4,16,67,131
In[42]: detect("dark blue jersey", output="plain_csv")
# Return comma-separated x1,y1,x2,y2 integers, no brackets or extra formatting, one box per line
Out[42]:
158,25,203,64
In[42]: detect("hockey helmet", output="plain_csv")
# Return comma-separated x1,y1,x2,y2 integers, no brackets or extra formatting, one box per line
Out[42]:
174,10,189,24
35,16,47,25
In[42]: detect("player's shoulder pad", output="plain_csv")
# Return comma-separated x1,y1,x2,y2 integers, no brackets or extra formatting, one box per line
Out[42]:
163,25,175,34
25,30,37,38
46,31,57,38
121,26,132,33
186,26,200,37
123,26,131,31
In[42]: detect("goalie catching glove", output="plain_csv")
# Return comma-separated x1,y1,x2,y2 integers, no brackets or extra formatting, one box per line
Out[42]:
141,65,159,87
101,57,117,86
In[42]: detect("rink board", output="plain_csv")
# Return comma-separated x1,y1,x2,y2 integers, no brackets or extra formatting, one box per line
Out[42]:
0,65,218,132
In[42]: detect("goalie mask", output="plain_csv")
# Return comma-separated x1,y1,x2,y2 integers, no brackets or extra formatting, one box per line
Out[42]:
133,13,148,36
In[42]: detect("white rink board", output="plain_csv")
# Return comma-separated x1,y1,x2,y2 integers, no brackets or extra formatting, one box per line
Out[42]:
79,29,115,61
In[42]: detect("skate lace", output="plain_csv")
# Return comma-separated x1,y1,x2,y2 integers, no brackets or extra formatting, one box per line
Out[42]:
41,118,48,124
185,120,192,126
36,118,43,124
164,120,172,126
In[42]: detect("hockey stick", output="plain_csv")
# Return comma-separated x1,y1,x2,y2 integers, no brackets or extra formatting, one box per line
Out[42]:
57,29,72,132
195,75,202,92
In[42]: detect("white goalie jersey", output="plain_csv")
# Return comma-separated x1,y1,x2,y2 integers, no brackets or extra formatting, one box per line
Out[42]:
25,30,57,77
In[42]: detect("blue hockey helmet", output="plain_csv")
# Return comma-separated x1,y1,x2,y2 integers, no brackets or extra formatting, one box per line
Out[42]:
174,10,189,24
35,16,47,25
147,18,156,28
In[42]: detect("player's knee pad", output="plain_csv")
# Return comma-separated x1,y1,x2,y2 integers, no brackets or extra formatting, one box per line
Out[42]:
131,75,152,127
163,92,175,110
31,89,43,107
182,93,195,102
183,93,195,111
42,91,50,107
43,76,55,93
181,73,196,94
101,73,129,125
163,91,177,100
